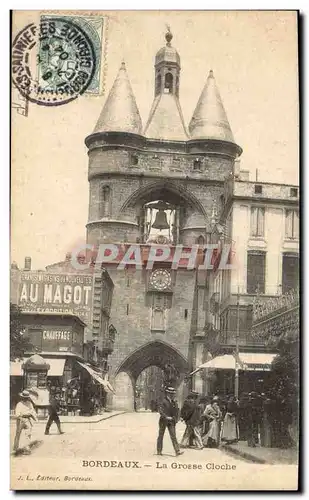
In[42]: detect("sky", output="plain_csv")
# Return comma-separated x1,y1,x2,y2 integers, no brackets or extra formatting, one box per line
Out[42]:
11,10,299,270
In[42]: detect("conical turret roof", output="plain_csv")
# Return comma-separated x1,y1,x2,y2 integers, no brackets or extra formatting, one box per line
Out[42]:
144,93,188,141
189,70,235,143
93,62,143,135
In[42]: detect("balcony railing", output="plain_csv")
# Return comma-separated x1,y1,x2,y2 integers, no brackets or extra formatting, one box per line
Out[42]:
252,288,299,323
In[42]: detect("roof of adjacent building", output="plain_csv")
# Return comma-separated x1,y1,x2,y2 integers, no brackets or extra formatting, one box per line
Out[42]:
93,62,143,135
189,70,235,143
144,93,188,141
21,311,87,327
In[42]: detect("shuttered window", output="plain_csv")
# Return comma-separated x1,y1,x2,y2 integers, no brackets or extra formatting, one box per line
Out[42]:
282,253,299,294
99,185,111,218
250,207,265,237
285,209,299,239
247,251,266,294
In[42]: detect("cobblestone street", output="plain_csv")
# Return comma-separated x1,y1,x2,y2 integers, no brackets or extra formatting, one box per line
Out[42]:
11,412,243,462
10,412,298,490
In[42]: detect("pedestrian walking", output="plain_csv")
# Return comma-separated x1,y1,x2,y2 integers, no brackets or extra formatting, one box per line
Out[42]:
187,393,204,449
156,387,183,456
202,396,222,448
180,392,203,449
45,394,64,435
13,390,38,455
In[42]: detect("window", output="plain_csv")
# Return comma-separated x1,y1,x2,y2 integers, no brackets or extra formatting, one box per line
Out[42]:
150,155,161,170
254,184,263,194
28,329,42,350
99,185,110,218
151,294,169,332
171,158,181,170
250,207,265,237
285,209,299,239
247,251,266,294
193,159,202,170
130,154,138,166
164,72,173,93
290,188,298,198
197,235,205,246
282,253,299,294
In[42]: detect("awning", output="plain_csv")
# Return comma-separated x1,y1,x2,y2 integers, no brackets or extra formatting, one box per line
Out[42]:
78,362,114,393
10,358,66,377
191,352,277,375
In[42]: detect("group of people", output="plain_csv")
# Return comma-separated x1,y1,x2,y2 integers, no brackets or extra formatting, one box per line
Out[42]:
179,392,238,450
156,387,238,456
156,387,295,455
237,390,295,448
13,390,64,455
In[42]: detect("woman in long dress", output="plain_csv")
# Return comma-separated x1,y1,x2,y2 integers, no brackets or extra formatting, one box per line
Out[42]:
221,396,239,444
202,396,222,448
13,390,38,454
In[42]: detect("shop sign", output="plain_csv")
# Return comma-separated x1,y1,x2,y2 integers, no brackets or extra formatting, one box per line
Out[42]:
18,272,94,325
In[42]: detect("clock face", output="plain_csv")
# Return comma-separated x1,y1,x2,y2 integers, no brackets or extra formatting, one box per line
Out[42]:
150,269,171,291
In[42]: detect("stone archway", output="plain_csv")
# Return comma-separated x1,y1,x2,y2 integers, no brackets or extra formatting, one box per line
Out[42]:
120,179,207,219
113,340,189,410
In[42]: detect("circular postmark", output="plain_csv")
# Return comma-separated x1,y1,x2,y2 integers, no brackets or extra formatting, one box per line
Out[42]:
12,18,96,106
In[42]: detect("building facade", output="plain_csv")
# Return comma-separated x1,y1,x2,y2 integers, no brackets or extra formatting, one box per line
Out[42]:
195,172,299,395
84,30,244,409
10,256,116,412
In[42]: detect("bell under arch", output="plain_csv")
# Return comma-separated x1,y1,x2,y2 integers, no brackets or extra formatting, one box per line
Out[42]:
119,180,208,244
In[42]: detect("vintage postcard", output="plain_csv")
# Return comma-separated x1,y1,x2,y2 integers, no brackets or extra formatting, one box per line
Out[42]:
10,10,299,491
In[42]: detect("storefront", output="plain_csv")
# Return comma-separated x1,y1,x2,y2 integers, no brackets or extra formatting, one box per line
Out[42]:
10,312,114,415
191,352,277,396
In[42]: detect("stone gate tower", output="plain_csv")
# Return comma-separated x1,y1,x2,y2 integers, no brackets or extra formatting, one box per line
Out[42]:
85,29,242,409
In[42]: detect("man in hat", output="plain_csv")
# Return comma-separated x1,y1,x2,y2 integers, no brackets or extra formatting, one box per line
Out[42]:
157,387,183,456
13,390,38,454
45,393,64,435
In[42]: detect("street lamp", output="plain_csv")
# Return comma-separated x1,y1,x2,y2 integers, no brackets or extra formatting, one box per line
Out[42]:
234,287,240,399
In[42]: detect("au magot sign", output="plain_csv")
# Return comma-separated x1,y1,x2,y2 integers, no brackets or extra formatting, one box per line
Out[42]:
18,272,94,323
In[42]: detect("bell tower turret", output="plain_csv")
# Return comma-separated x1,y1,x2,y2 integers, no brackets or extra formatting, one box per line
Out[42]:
144,27,188,141
154,26,181,97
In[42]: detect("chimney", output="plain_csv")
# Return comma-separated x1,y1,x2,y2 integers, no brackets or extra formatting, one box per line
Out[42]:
24,256,31,271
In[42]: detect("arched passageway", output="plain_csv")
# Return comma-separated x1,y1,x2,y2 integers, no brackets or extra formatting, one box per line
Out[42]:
112,341,189,411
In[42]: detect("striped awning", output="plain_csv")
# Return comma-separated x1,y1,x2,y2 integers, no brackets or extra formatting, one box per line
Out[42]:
78,362,114,393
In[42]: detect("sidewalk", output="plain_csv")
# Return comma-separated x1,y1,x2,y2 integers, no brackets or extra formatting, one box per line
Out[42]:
11,410,125,424
221,440,298,464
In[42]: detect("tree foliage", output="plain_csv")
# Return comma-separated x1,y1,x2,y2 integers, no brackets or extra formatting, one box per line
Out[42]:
10,303,32,360
271,338,299,411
